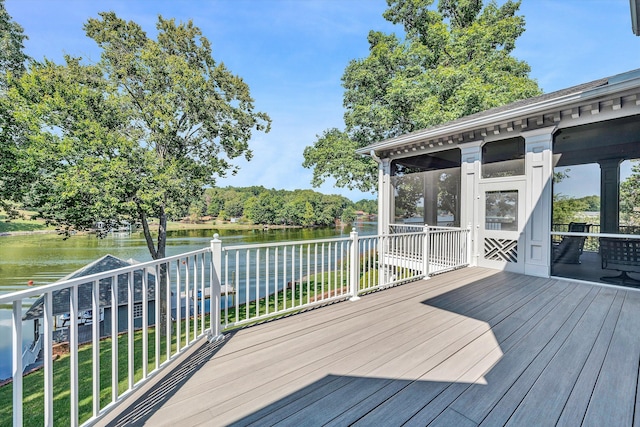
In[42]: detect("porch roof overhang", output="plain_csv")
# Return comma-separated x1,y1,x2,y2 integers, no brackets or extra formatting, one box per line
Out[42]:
632,0,640,35
357,68,640,159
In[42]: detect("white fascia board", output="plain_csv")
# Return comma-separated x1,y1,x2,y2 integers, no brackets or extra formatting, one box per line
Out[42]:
357,74,640,156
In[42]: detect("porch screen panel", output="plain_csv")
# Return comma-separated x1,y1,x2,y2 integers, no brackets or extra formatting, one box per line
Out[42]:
391,149,461,227
482,137,525,178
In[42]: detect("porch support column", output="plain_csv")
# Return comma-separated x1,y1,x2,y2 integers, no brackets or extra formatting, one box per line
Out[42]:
377,157,392,235
460,141,482,267
424,172,438,225
598,159,621,234
522,126,555,277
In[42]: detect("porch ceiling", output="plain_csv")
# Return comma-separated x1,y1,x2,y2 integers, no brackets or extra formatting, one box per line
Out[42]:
359,69,640,159
97,267,640,426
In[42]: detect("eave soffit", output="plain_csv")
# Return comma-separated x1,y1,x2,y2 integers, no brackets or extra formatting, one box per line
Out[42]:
361,69,640,160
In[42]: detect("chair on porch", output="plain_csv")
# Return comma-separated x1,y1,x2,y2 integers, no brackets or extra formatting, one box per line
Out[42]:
553,222,591,264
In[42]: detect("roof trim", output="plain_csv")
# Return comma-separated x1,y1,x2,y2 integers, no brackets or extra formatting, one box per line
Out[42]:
357,69,640,156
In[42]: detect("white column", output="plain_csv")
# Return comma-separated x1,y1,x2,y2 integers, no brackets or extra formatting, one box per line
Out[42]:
460,141,482,266
377,158,392,235
522,126,555,277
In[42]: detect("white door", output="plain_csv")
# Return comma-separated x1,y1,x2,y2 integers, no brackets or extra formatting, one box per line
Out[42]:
478,180,526,273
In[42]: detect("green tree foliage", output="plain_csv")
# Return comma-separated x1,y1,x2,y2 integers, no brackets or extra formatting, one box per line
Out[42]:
8,13,270,260
201,186,355,227
303,0,541,192
354,198,378,214
552,196,590,227
0,0,30,213
620,162,640,226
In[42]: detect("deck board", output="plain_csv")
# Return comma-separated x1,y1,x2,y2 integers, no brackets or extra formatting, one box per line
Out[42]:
97,268,640,427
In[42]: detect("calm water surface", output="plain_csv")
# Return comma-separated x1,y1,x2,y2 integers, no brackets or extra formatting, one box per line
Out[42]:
0,222,377,379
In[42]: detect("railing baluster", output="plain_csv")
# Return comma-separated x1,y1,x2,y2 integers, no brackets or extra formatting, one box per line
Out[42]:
127,271,134,390
235,250,240,324
306,245,311,303
256,249,261,317
299,245,303,306
176,259,181,353
266,248,270,316
44,291,53,426
245,250,250,320
92,279,100,417
282,246,287,311
165,262,171,364
200,254,206,335
142,267,149,379
291,245,296,308
321,243,325,300
70,284,79,426
12,299,22,426
111,274,118,402
184,258,190,345
274,247,279,313
155,264,160,371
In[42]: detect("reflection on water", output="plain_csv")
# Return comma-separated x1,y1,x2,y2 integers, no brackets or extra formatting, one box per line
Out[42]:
0,222,377,380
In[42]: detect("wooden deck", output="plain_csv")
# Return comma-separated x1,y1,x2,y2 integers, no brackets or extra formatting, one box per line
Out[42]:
97,267,640,426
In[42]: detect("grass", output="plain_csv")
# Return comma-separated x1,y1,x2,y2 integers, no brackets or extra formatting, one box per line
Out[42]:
0,210,55,234
0,320,200,427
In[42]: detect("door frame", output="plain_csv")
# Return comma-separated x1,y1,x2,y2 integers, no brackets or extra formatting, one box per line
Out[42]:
478,179,526,274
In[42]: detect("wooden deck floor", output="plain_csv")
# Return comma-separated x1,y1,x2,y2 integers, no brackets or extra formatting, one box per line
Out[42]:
97,267,640,426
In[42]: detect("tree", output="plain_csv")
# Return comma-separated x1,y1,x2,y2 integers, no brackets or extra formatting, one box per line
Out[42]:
303,0,541,192
9,12,271,260
620,162,640,226
0,0,30,214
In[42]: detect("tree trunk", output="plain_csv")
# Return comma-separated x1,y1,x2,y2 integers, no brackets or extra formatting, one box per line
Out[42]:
137,204,170,338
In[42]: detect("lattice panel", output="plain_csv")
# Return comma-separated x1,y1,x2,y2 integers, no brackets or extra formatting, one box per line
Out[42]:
484,238,518,262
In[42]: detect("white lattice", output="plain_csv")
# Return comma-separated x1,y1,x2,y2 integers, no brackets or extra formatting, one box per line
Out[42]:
484,238,518,262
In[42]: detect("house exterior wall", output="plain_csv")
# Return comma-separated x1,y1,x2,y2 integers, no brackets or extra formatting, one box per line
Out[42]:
102,303,156,336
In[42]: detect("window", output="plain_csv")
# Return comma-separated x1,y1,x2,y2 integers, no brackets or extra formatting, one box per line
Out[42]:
482,137,525,178
133,302,143,319
485,190,518,231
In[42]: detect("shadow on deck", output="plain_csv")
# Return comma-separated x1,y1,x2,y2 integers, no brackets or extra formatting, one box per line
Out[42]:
97,267,640,427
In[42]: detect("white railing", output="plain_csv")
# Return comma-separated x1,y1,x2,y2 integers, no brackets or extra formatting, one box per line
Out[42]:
0,245,221,427
389,223,425,234
219,236,355,329
0,227,470,426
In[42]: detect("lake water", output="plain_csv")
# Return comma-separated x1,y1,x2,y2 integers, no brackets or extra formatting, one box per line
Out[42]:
0,222,377,380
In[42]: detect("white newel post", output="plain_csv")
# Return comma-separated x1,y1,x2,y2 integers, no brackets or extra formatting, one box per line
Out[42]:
349,230,361,301
460,141,482,267
209,234,225,343
422,225,431,278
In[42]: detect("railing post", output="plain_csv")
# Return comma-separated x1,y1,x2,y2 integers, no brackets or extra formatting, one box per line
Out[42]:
349,230,361,301
422,225,430,279
208,234,225,344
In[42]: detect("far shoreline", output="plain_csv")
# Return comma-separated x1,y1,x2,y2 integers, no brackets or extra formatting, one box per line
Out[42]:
0,219,308,238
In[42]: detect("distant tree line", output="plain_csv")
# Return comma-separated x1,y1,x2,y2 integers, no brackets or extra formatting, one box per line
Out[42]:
196,186,376,227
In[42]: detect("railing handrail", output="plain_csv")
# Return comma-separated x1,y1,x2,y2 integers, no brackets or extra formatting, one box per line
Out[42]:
222,236,352,251
550,231,640,240
0,247,212,304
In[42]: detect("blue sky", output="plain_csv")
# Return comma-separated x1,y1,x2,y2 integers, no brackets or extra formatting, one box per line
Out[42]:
5,0,639,200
